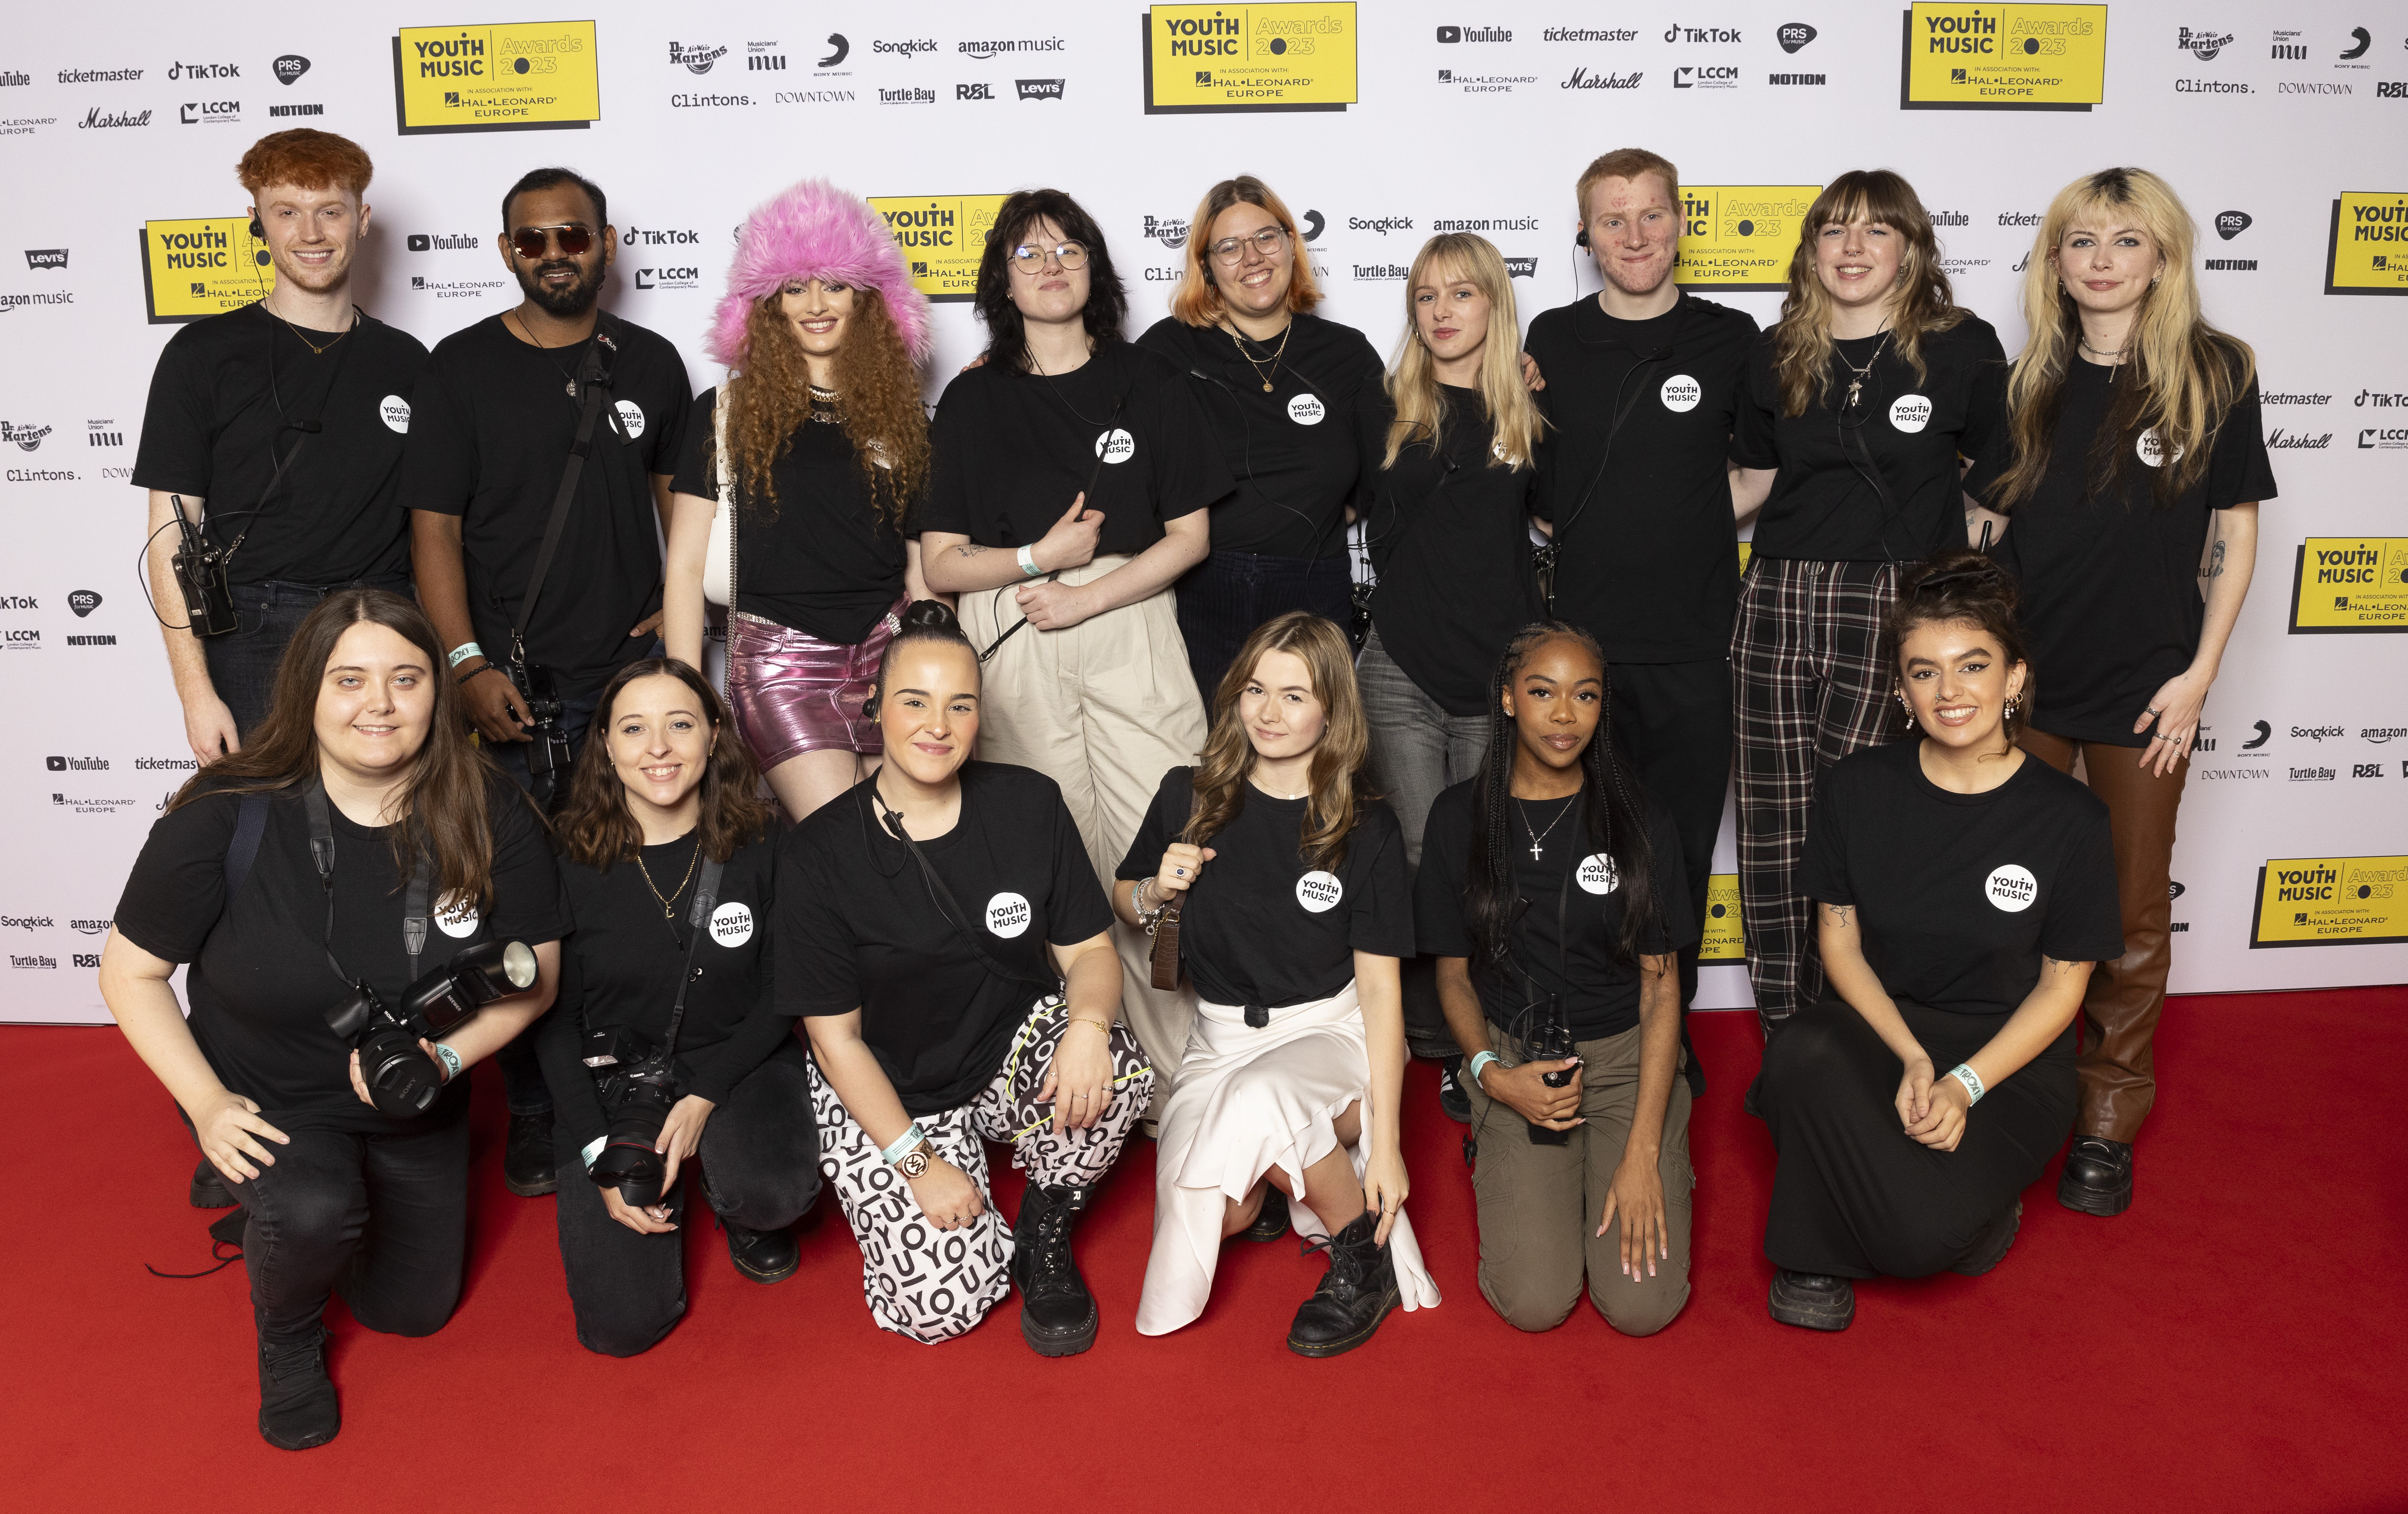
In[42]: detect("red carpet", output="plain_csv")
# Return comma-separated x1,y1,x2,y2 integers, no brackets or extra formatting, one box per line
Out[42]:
10,989,2404,1513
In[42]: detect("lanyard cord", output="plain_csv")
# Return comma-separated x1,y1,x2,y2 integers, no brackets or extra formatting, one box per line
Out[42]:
302,778,430,990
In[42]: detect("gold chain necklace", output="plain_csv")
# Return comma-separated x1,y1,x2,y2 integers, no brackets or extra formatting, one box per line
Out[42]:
263,299,355,356
1226,321,1291,392
635,834,703,920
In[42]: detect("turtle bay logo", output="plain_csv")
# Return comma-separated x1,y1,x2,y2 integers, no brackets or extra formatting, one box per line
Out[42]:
1143,214,1190,250
1672,64,1739,89
634,267,700,290
2,421,51,451
273,55,310,86
880,87,936,104
1778,22,1818,53
2215,210,2252,240
2177,27,2234,61
669,42,727,74
1015,79,1065,100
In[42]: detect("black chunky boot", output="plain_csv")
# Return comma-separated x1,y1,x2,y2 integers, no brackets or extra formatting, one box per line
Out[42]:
1012,1183,1098,1356
724,1220,799,1284
1954,1199,2023,1276
2057,1137,2133,1217
1287,1211,1399,1358
1767,1269,1855,1331
256,1329,340,1451
1241,1185,1289,1243
190,1156,235,1209
502,1111,556,1197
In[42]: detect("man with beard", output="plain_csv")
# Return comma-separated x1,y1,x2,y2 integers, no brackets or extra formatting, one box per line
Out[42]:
135,130,428,767
1521,149,1759,1072
403,166,691,1196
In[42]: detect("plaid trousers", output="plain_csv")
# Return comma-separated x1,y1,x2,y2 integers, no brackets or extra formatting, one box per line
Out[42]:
1730,557,1906,1033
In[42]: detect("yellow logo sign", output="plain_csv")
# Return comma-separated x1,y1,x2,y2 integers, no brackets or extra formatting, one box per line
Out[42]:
1676,185,1818,290
1901,3,2107,111
392,20,600,135
2251,856,2408,947
1143,3,1357,114
1699,873,1744,962
869,195,1011,303
2325,192,2408,295
2288,537,2408,633
141,217,273,324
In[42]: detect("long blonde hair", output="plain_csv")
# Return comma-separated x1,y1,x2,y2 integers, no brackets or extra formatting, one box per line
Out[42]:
1988,167,2254,510
1771,169,1966,417
1383,233,1543,470
1183,612,1372,875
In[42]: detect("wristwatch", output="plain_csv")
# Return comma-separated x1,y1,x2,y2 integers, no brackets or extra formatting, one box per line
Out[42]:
895,1142,933,1180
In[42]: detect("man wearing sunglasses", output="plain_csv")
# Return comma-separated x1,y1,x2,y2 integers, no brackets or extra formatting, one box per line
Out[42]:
401,165,692,1197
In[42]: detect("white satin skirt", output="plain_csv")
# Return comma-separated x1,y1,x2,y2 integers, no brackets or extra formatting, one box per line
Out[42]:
1134,981,1442,1336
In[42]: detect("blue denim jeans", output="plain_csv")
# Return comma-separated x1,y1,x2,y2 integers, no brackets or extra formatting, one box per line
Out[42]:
1175,550,1352,710
203,576,412,737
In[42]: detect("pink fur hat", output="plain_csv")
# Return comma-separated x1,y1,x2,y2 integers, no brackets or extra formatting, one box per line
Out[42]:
707,179,932,370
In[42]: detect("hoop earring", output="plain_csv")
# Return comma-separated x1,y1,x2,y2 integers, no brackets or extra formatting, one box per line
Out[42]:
1898,693,1916,728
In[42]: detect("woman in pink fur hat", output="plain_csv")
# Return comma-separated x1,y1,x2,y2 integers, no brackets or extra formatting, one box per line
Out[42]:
664,179,936,821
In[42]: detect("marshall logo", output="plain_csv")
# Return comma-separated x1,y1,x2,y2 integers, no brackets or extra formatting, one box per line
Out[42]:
273,55,310,86
77,106,152,128
2266,429,2333,449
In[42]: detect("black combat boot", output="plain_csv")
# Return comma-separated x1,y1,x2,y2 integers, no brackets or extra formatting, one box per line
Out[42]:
1242,1185,1289,1243
2057,1137,2134,1217
256,1329,340,1451
190,1156,235,1209
1012,1183,1098,1356
503,1111,556,1197
1767,1269,1855,1331
1286,1211,1400,1358
1954,1199,2024,1276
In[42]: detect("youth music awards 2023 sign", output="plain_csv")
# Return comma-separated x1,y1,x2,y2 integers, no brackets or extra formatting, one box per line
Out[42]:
868,195,1011,303
1900,2,2108,110
1141,2,1357,113
1673,186,1820,290
139,217,272,322
391,21,600,134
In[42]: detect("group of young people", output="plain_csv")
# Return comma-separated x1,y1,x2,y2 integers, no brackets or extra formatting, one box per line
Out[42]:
98,128,2272,1450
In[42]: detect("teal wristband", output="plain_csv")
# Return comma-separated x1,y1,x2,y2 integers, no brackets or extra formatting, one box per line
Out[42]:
432,1042,463,1083
1945,1063,1985,1105
446,641,483,670
1465,1050,1501,1091
881,1122,927,1166
1017,543,1041,578
580,1135,607,1172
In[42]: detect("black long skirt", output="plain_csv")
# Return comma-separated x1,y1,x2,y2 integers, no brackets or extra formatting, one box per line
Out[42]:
1753,997,2075,1279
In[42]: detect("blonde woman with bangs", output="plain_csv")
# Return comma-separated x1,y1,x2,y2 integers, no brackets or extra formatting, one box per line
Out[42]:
1137,176,1390,697
1356,234,1547,901
1725,169,2009,1037
1965,167,2272,1220
1115,612,1437,1354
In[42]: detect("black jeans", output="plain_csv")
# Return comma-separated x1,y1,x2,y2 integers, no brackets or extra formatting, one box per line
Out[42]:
552,1039,822,1357
203,577,413,737
193,1111,469,1354
1175,549,1352,708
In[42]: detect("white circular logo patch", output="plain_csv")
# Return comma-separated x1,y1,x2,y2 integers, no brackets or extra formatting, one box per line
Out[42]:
614,399,647,439
985,891,1032,938
378,395,411,433
1286,392,1326,425
1985,863,2038,913
1889,394,1933,433
709,901,754,947
1576,853,1621,896
1295,870,1343,913
1094,427,1135,464
1659,374,1702,413
2135,429,2184,468
434,897,480,939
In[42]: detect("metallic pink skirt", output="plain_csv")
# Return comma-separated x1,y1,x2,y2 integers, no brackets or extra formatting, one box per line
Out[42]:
725,600,905,768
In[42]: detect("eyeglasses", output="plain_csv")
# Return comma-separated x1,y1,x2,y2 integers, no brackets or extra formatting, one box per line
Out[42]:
1207,226,1289,265
1008,241,1089,273
509,224,595,260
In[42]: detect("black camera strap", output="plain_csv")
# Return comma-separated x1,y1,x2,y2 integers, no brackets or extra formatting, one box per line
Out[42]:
866,783,1060,995
510,318,620,667
978,386,1127,664
213,306,361,565
302,777,432,990
658,853,726,1064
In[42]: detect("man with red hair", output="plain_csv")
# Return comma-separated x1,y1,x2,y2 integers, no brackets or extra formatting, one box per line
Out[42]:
133,128,431,1211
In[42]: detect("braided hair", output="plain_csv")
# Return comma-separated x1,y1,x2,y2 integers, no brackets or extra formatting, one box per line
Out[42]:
1463,623,1664,967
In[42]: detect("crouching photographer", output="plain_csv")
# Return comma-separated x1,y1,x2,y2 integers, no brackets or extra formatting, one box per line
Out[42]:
100,589,566,1451
537,658,819,1357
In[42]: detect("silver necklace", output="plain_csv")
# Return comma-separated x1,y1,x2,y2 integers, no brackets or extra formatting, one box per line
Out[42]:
2078,338,2130,385
1837,327,1891,411
1515,797,1574,861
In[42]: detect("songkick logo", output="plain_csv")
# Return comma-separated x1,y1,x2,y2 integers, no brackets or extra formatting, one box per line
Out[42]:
669,42,727,74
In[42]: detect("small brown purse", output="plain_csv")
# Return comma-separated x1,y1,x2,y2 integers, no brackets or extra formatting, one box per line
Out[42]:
1147,894,1183,990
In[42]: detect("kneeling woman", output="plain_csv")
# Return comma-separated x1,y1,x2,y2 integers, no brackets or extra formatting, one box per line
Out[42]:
1416,623,1698,1337
1754,553,2123,1331
1119,612,1439,1355
101,589,565,1449
779,603,1154,1353
538,657,819,1357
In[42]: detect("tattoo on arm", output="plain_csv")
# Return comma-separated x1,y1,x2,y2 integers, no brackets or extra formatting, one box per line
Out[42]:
2044,955,2081,976
1825,905,1855,926
952,543,988,560
2206,539,2227,579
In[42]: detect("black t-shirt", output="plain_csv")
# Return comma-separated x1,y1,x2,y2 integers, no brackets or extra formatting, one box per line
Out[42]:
1365,384,1544,715
133,303,428,587
921,342,1233,555
538,828,787,1150
669,387,908,645
1967,366,2276,747
113,777,570,1134
1798,740,2124,1015
1115,767,1414,1011
1732,317,2008,562
1134,314,1388,560
776,763,1115,1115
1527,292,1759,663
1414,779,1696,1042
399,314,692,696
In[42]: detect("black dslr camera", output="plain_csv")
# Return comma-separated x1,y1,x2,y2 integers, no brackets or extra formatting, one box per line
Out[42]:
581,1026,681,1207
506,660,574,791
168,497,239,638
1523,992,1576,1147
323,939,539,1117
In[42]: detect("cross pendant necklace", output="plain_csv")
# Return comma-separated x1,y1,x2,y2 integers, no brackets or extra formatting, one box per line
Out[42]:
1516,798,1571,861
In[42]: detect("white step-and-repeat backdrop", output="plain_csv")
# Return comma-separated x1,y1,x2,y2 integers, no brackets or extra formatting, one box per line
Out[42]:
3,1,2403,1021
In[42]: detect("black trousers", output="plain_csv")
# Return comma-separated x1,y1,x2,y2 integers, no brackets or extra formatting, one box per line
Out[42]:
1174,548,1352,708
196,1111,469,1354
1605,657,1731,1013
1753,999,2074,1279
552,1040,822,1357
202,576,413,737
